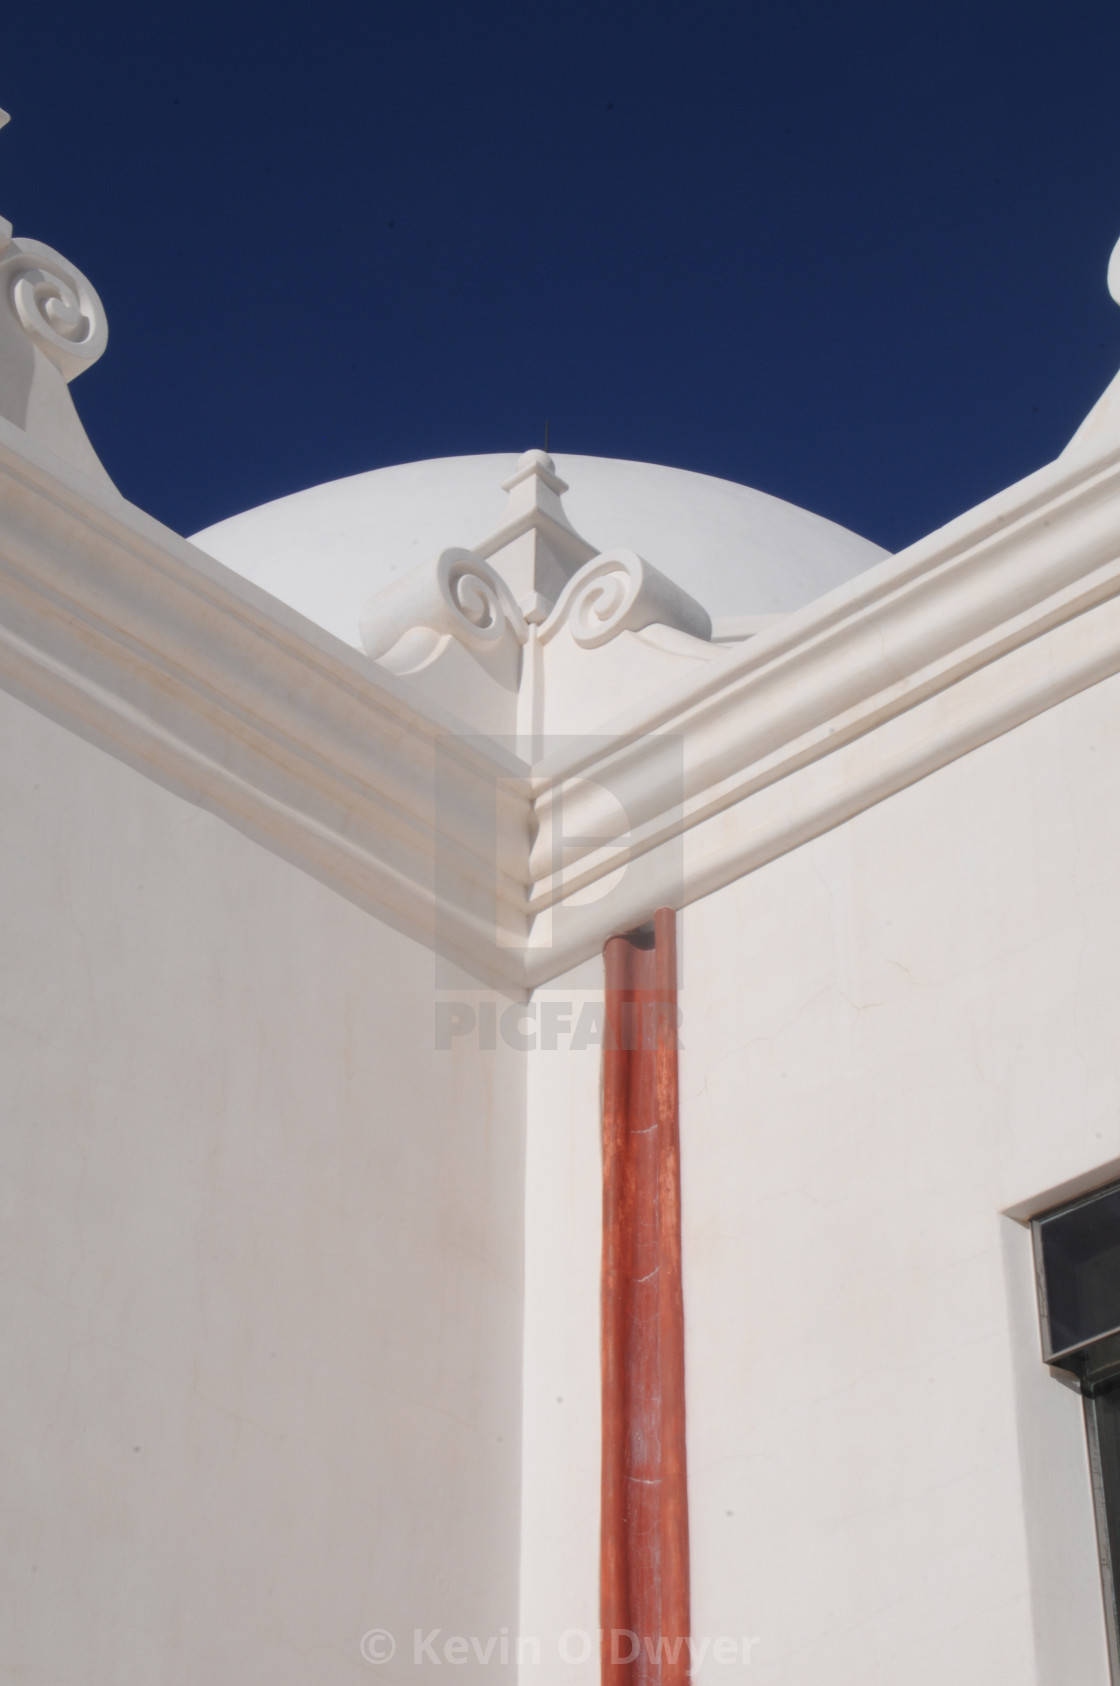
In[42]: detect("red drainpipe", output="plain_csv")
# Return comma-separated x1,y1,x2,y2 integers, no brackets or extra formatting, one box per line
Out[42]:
601,907,690,1686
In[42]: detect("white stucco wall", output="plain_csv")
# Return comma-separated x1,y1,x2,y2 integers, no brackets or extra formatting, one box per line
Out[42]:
0,689,526,1685
521,667,1120,1686
519,966,603,1683
8,554,1120,1686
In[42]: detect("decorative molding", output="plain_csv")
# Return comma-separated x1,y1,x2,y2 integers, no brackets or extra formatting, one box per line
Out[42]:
1,237,108,380
360,543,711,670
4,416,1120,991
523,433,1120,981
540,549,711,650
359,548,524,675
357,487,715,740
474,448,596,622
0,417,532,991
0,223,113,486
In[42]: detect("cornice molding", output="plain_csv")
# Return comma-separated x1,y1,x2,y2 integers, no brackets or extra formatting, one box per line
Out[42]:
0,420,531,990
525,434,1120,981
2,417,1120,993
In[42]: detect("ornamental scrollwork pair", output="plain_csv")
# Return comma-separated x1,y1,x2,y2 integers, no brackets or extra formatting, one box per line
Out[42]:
360,547,711,675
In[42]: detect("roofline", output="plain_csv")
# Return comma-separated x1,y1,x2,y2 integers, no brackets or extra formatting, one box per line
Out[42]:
2,415,1120,992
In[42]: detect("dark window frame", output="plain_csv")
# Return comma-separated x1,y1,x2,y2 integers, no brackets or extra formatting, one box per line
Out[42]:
1033,1181,1120,1684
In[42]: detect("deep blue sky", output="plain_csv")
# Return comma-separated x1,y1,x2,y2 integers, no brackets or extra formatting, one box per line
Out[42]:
3,0,1120,551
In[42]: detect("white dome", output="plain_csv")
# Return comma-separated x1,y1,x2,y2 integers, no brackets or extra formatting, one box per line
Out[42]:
191,453,887,650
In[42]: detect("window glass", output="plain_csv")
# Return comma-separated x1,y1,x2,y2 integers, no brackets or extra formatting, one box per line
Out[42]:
1034,1181,1120,1684
1035,1185,1120,1360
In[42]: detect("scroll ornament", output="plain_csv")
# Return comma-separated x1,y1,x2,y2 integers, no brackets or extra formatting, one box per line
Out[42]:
359,546,711,675
359,549,527,675
0,237,108,381
538,549,711,649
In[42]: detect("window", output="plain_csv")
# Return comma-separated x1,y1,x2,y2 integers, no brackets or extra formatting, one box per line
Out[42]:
1034,1183,1120,1682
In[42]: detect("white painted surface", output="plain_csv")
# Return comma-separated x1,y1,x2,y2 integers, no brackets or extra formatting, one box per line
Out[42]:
519,967,603,1686
10,404,1120,992
0,687,526,1684
4,296,1120,1679
0,225,113,485
192,453,887,649
352,452,725,743
520,667,1120,1685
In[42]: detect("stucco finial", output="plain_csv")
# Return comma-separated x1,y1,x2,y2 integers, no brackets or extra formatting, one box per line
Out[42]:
469,448,598,623
513,447,556,476
0,109,113,485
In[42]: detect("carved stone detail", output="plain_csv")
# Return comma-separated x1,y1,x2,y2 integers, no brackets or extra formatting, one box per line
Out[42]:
360,545,711,672
539,549,711,649
356,460,717,740
1,238,107,380
0,217,112,484
358,548,526,675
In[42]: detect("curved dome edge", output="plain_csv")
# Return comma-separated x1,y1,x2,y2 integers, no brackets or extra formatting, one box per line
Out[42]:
191,453,889,651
